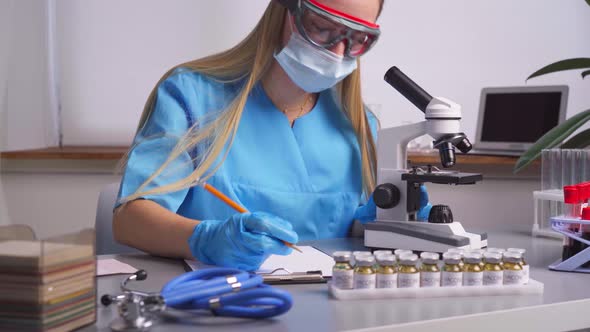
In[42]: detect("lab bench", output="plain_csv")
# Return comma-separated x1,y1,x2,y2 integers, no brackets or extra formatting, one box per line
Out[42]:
85,228,589,332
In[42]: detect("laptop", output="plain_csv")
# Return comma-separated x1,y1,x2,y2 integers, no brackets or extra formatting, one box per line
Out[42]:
470,85,569,156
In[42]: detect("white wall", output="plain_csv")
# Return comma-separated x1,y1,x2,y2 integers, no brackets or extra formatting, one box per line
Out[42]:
0,1,11,225
0,0,59,152
56,0,269,145
1,171,120,238
55,0,590,145
361,0,590,133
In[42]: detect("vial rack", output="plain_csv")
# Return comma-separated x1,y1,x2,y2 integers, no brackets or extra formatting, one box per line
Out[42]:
329,279,544,300
549,215,590,273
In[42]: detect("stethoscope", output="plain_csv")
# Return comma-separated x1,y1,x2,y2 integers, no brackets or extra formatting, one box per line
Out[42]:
101,268,293,331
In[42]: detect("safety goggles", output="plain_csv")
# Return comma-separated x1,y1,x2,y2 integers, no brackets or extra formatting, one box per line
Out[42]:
278,0,381,58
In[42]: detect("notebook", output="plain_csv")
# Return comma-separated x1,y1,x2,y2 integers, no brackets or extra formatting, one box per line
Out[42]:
184,246,334,284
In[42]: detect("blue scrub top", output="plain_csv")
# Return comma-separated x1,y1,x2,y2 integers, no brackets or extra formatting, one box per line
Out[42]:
116,68,378,241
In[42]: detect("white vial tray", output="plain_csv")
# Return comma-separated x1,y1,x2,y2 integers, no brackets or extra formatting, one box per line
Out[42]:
329,279,544,300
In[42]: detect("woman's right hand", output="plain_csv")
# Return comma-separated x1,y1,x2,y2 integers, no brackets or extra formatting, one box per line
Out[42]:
188,212,299,271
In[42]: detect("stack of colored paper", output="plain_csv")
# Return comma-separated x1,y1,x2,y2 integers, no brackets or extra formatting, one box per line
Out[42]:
0,240,96,332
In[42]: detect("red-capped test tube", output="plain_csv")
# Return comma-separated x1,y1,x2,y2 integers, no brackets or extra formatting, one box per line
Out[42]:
575,183,590,231
581,207,590,250
564,186,582,218
563,186,582,261
582,208,590,267
579,182,590,207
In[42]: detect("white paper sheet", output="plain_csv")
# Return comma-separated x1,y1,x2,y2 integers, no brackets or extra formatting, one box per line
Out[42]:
97,258,138,276
184,246,333,277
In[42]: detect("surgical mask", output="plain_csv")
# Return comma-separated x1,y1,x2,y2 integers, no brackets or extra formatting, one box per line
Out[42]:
274,25,358,93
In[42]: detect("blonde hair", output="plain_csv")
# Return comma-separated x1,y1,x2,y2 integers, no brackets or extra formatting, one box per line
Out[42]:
119,1,378,205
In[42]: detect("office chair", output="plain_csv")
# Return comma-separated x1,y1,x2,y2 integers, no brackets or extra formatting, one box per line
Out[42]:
0,224,36,241
95,183,140,255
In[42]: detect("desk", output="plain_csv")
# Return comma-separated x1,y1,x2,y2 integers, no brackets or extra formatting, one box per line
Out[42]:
86,229,590,332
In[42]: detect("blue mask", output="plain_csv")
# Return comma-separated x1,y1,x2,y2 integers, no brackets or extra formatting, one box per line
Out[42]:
274,30,358,93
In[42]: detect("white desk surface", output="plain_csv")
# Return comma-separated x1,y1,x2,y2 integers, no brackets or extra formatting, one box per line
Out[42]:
86,228,590,332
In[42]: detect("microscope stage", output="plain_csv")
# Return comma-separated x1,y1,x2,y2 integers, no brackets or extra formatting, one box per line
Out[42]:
401,171,483,185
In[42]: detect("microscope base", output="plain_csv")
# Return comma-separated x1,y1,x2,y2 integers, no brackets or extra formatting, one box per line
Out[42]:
364,221,487,253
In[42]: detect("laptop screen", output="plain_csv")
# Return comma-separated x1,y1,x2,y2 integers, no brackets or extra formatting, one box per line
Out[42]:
481,92,562,143
476,86,568,151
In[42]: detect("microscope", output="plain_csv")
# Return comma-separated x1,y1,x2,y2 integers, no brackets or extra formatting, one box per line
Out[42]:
364,67,487,253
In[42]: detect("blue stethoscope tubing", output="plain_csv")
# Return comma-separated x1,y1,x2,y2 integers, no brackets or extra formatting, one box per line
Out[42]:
160,268,293,319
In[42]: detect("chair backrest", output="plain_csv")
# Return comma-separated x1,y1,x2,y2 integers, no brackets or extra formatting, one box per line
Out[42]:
95,183,140,255
0,224,36,241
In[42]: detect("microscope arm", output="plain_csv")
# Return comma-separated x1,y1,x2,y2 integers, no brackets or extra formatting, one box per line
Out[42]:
377,121,427,181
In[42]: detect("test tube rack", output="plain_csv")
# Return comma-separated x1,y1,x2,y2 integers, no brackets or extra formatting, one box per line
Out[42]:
532,189,564,239
549,216,590,273
329,280,544,300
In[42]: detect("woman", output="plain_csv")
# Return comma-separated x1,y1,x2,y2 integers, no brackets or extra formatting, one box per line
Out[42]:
113,0,427,271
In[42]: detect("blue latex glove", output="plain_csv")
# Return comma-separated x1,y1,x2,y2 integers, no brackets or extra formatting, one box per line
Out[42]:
353,185,433,223
188,212,298,271
353,195,377,224
416,185,433,221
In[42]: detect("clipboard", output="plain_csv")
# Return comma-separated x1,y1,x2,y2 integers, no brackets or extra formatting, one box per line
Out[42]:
183,246,333,284
258,268,325,284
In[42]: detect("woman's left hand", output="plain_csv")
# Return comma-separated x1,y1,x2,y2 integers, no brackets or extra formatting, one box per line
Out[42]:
353,185,432,223
416,185,433,221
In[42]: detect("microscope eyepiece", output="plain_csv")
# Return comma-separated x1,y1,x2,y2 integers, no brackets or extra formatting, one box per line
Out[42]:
384,66,433,113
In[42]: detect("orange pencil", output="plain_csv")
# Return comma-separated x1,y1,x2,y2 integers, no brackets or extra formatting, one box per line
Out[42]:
202,183,302,253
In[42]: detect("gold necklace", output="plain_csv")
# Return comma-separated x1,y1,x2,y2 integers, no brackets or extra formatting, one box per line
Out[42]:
280,94,313,121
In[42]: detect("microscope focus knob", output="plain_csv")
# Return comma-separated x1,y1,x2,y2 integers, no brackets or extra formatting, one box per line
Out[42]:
428,205,454,224
373,184,400,209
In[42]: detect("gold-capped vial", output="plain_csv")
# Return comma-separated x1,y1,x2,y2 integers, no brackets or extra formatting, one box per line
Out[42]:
463,253,483,286
353,255,376,289
507,248,529,284
503,252,524,285
351,251,372,266
398,254,420,288
483,252,503,286
442,252,463,287
486,248,506,254
332,251,354,289
486,248,506,266
376,254,397,289
420,252,441,287
374,250,394,269
466,249,486,268
446,248,465,268
373,250,393,258
394,249,413,261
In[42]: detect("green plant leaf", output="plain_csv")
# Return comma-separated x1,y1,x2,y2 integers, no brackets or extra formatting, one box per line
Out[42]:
514,108,590,173
587,0,590,7
527,58,590,80
560,128,590,148
582,70,590,79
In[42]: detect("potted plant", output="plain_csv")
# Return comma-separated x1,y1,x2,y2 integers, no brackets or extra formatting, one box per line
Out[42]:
513,0,590,173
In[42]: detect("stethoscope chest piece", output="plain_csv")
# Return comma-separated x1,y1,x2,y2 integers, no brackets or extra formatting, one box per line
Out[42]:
107,292,165,331
102,270,166,332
